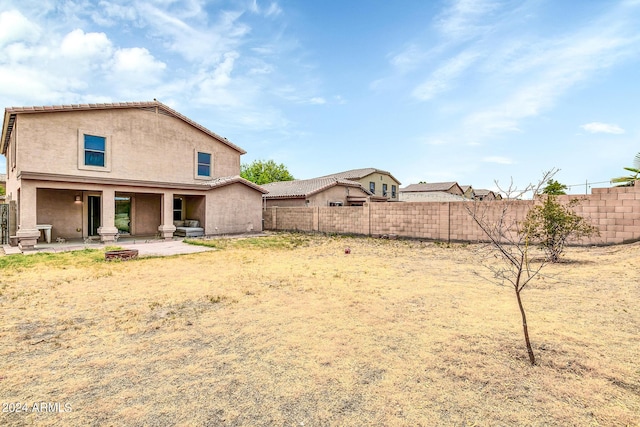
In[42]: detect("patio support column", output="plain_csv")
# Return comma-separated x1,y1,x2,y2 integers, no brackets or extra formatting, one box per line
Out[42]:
158,192,176,239
16,181,40,250
98,187,119,242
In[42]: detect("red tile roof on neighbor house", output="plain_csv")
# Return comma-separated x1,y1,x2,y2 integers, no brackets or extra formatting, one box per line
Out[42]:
261,177,370,199
317,168,402,185
400,182,462,193
2,100,246,155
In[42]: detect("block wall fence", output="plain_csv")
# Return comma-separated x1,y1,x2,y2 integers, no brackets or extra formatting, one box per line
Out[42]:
263,185,640,245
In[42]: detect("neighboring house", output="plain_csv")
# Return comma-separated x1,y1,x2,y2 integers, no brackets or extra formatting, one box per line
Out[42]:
474,189,501,201
317,168,402,201
262,177,384,207
460,185,475,199
1,101,266,250
0,173,6,201
398,182,466,202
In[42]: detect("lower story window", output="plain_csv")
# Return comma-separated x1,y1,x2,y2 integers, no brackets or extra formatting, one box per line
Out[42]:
173,197,183,221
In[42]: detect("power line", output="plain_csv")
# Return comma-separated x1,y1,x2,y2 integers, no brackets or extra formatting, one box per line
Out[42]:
565,180,612,188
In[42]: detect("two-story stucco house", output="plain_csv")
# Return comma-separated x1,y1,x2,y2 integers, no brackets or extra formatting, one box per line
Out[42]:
317,168,402,202
261,177,380,207
1,101,266,250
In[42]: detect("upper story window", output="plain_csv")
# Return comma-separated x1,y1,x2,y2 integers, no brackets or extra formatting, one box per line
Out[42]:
383,183,388,197
369,181,375,194
78,130,111,172
84,135,106,167
197,152,211,177
391,185,397,198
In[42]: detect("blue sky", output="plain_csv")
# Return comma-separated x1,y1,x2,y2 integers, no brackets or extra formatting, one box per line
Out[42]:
1,0,639,193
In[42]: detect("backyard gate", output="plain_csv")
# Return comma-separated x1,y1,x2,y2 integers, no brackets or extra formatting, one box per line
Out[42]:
0,204,9,245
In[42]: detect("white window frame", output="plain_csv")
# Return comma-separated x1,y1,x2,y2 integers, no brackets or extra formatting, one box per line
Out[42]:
78,129,112,172
194,150,213,180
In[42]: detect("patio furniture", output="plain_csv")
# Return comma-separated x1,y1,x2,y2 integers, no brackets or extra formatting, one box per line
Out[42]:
36,224,52,243
173,219,204,237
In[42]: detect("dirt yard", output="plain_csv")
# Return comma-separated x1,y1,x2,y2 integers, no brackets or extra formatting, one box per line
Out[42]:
1,233,639,426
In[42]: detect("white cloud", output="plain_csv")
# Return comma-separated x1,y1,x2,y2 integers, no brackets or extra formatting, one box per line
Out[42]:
581,122,625,134
463,15,639,138
60,29,113,60
265,2,283,17
333,95,346,104
249,1,282,16
0,9,41,46
412,50,479,101
482,156,513,165
208,51,240,87
309,97,326,105
134,3,249,65
389,44,426,72
434,0,500,41
112,47,166,84
92,1,137,26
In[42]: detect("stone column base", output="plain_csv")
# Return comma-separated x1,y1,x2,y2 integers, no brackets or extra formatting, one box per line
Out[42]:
158,224,176,240
17,229,41,251
98,226,120,243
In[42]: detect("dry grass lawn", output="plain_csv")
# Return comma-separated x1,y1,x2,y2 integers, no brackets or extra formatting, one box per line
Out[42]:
1,233,639,426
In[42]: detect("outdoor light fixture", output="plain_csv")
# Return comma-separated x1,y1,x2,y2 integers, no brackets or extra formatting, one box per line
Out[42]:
74,195,82,203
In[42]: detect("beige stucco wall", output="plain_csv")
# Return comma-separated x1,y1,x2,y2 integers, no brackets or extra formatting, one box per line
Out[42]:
356,172,400,201
18,178,262,242
309,185,368,206
12,108,241,184
133,193,162,235
183,195,206,227
36,189,84,241
205,183,263,234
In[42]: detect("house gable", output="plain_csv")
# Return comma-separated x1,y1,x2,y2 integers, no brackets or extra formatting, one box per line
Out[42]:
317,167,401,201
2,101,245,185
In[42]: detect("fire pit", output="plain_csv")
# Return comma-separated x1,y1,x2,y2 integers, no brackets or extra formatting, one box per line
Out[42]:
105,249,139,261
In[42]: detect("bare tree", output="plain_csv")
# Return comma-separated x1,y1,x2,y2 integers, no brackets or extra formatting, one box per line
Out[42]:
465,170,556,366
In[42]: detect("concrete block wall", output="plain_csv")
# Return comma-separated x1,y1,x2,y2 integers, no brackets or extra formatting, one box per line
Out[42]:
271,207,314,232
263,185,640,245
318,206,367,234
369,202,448,240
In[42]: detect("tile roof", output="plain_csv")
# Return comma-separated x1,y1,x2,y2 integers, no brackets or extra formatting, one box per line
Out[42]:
474,189,496,197
318,168,401,185
400,182,460,192
204,175,268,193
401,191,468,202
2,100,246,155
262,177,368,199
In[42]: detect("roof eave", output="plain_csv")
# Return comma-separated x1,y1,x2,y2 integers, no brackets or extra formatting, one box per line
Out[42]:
1,109,14,155
1,101,248,155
